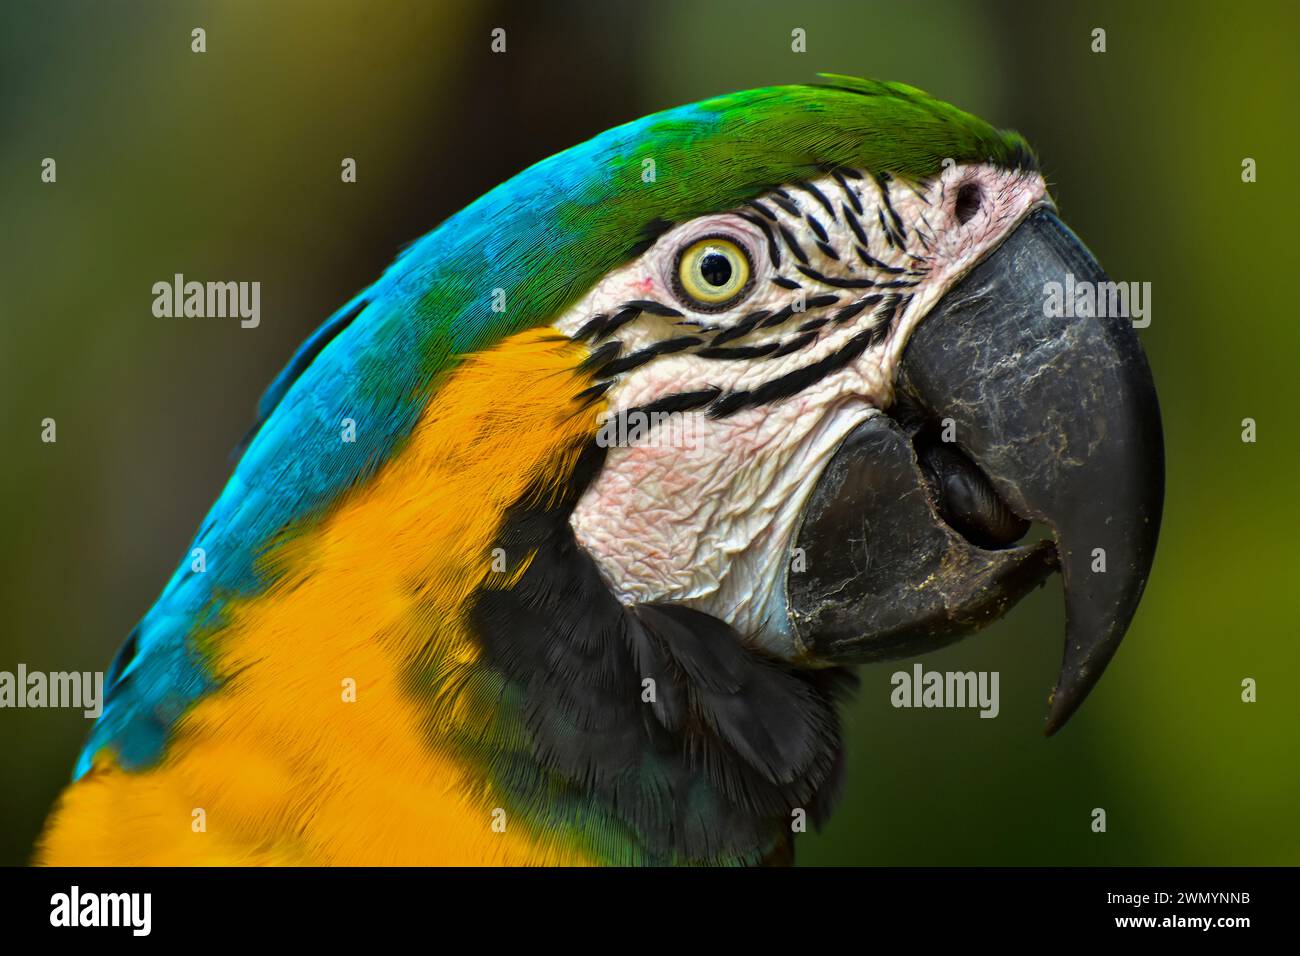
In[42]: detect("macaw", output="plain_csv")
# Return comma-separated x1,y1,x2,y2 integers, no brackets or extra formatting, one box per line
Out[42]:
38,76,1162,866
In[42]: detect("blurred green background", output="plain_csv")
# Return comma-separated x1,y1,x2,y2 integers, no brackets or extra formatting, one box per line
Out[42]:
2,0,1296,866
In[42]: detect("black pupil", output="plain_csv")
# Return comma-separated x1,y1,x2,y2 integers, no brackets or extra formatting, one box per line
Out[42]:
700,251,732,287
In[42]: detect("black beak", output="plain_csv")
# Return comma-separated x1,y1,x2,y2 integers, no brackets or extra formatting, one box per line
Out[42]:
787,207,1164,734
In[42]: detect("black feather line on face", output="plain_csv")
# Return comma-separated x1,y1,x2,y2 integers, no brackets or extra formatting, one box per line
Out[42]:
797,264,873,289
876,209,897,249
738,212,782,269
843,204,870,246
708,327,876,419
757,303,798,329
913,212,935,252
574,380,614,405
578,340,622,374
772,331,818,357
710,309,772,346
815,240,840,262
804,293,841,309
597,336,701,376
777,223,809,265
624,299,684,318
574,313,609,341
599,305,643,340
697,341,782,360
466,430,855,864
639,387,723,415
834,171,864,215
856,246,906,274
833,296,878,324
799,263,917,290
769,189,801,217
797,180,837,220
874,172,907,240
874,294,900,326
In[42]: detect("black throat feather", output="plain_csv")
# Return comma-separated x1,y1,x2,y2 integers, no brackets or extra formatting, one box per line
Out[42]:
468,437,857,865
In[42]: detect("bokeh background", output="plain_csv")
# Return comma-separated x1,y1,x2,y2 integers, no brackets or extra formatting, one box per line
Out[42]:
2,0,1296,866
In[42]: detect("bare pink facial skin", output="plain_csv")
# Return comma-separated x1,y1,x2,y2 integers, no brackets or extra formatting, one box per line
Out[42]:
553,163,1050,658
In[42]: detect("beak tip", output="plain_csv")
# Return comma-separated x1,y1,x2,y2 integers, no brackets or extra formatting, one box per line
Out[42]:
1042,692,1074,737
1043,678,1090,736
1043,632,1125,736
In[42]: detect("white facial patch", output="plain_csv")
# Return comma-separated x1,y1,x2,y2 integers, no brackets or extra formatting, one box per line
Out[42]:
553,162,1049,658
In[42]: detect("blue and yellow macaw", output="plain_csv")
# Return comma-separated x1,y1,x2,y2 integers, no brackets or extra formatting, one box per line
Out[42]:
39,76,1162,866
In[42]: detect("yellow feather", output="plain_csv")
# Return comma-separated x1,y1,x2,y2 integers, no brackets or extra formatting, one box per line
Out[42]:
39,330,603,865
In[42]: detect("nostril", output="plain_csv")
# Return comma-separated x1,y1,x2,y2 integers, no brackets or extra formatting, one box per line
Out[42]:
955,182,982,225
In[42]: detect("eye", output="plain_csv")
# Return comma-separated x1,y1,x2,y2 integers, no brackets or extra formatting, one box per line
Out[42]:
673,235,753,311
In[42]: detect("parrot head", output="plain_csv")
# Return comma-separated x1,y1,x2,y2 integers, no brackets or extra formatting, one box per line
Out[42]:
465,75,1163,861
541,76,1162,733
56,76,1163,867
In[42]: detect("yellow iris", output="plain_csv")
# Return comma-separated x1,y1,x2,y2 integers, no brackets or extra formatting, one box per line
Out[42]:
676,237,751,308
